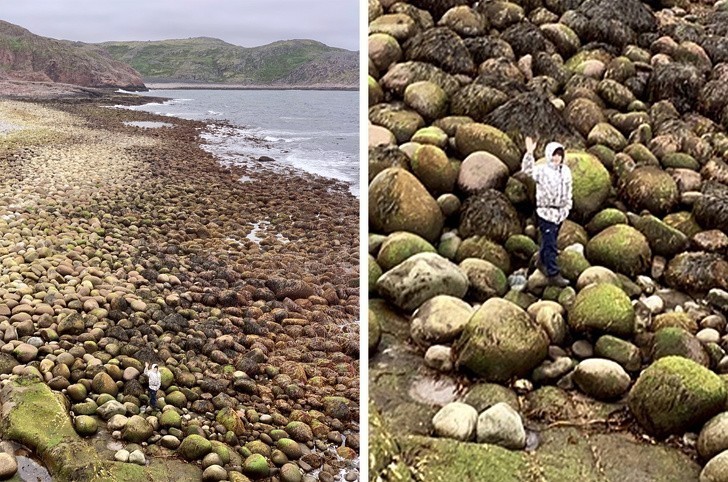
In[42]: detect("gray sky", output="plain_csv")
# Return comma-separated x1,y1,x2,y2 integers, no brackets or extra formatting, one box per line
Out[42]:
1,0,359,50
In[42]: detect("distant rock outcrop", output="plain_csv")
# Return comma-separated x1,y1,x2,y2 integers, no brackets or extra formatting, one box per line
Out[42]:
0,20,145,90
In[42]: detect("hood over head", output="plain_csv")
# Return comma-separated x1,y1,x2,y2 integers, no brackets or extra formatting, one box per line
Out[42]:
544,141,565,164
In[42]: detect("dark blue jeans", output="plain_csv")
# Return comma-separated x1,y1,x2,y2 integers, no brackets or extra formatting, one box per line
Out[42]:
538,217,561,277
148,388,157,408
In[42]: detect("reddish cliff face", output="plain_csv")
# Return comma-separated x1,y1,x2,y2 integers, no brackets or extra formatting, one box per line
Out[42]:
0,20,146,90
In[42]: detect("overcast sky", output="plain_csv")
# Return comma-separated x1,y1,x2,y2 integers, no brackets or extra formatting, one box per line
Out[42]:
1,0,359,50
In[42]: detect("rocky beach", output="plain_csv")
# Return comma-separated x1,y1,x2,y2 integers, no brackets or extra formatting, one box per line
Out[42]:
0,95,359,481
368,0,728,480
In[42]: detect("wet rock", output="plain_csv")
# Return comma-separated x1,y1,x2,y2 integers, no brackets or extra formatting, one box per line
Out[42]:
652,328,709,367
123,415,153,443
586,225,652,278
424,345,453,372
74,415,98,436
665,252,728,292
595,335,641,371
458,189,521,243
242,453,269,479
454,123,521,172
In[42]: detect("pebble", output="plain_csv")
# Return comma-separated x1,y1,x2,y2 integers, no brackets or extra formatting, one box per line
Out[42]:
571,340,594,359
697,328,721,345
424,345,453,372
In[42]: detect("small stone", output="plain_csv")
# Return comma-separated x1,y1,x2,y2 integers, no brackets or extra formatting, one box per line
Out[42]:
572,340,594,359
202,465,227,482
432,402,477,441
0,452,17,479
114,449,130,463
128,450,145,466
697,328,721,345
572,358,631,401
424,345,453,372
476,402,526,450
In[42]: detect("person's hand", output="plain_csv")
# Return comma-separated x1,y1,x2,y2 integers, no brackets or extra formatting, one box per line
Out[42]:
525,136,537,154
145,362,149,368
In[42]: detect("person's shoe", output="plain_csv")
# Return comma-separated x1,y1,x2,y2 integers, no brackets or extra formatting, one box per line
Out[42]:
547,274,570,288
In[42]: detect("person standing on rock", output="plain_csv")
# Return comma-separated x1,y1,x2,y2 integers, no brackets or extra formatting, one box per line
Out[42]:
144,362,161,411
521,136,572,287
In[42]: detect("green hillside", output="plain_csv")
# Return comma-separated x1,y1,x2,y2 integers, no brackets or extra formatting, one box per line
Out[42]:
100,37,358,85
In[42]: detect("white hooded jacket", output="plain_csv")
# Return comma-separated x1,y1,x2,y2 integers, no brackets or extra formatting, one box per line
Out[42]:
521,141,573,224
144,364,161,391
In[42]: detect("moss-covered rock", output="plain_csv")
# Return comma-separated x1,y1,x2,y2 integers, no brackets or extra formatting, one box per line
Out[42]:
369,403,399,476
504,234,538,262
159,409,182,429
651,327,709,366
459,258,508,302
455,236,511,273
91,372,117,397
285,421,313,443
216,407,245,436
122,415,153,443
242,453,270,479
628,356,726,437
664,211,703,238
455,123,521,172
369,103,425,144
453,298,549,382
179,434,212,460
594,335,641,371
165,390,187,408
461,383,520,413
568,283,634,337
369,255,383,294
628,213,689,258
369,168,444,242
404,80,448,120
586,208,628,234
620,166,679,216
557,250,591,282
587,122,627,151
652,312,697,334
276,438,303,460
586,224,651,277
564,151,611,219
74,415,98,436
369,306,382,353
410,144,458,193
376,231,436,271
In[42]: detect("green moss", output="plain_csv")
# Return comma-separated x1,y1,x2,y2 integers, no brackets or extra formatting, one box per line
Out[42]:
569,283,634,336
396,435,526,481
504,234,538,261
455,236,511,273
557,250,591,282
586,224,651,277
586,208,628,234
565,151,611,219
368,255,383,293
376,232,436,271
629,356,726,437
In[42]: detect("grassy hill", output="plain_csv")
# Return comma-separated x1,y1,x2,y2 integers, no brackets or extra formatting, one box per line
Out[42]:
100,37,358,86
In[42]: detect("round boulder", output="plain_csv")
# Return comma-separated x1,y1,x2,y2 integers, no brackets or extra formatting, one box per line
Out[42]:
586,224,651,278
369,168,444,242
573,358,631,401
628,356,726,437
568,283,634,337
453,298,549,382
410,295,475,347
376,252,469,312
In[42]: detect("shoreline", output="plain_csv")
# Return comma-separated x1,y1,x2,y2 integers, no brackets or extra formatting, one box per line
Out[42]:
0,97,360,481
144,83,358,91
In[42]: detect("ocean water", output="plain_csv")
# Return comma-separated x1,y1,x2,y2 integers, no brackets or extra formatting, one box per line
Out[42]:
125,89,359,195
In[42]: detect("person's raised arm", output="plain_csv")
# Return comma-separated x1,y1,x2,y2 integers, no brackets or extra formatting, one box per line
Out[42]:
521,136,538,181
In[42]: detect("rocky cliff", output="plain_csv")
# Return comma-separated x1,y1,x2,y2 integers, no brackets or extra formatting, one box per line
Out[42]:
0,20,145,90
101,37,358,86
